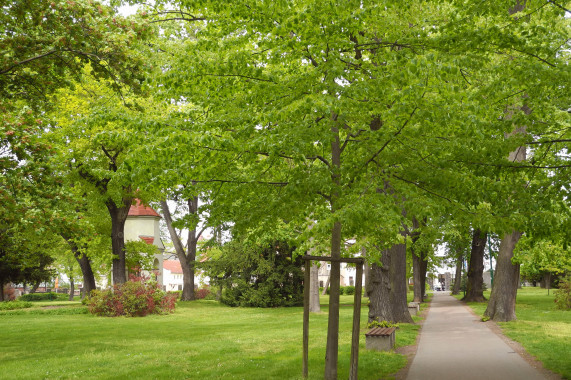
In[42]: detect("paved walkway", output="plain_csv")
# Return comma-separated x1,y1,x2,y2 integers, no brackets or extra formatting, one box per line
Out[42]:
406,292,546,380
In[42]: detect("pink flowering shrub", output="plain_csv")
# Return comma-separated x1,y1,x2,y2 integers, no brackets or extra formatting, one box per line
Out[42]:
88,280,177,317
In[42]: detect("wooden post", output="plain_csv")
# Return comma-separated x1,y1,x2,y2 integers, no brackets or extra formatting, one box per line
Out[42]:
349,262,363,380
303,259,310,378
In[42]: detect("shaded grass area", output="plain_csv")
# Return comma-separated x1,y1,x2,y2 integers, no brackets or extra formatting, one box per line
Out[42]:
0,294,427,379
455,287,571,379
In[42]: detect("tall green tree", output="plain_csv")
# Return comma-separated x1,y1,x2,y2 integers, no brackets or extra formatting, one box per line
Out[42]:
140,0,570,375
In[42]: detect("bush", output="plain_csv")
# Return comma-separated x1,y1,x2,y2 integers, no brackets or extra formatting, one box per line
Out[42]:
554,275,571,310
167,290,182,300
88,280,177,317
0,301,33,311
339,287,345,295
344,286,355,295
19,292,58,301
367,320,399,329
205,240,305,308
195,287,210,300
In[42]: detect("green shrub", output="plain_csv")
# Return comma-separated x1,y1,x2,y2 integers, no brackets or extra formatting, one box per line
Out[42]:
367,320,399,329
19,292,58,301
205,240,304,308
339,287,345,295
554,275,571,310
344,286,355,295
88,280,177,317
0,301,33,310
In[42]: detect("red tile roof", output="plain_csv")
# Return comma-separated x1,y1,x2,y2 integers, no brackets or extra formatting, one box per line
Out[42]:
163,260,183,274
139,236,154,245
128,199,161,218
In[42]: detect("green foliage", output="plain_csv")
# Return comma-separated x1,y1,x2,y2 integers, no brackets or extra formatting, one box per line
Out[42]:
20,292,58,301
88,280,176,317
342,286,355,295
367,320,400,329
0,301,33,310
204,240,304,308
554,276,571,311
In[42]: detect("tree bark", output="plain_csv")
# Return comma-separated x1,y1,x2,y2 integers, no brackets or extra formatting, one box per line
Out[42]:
452,254,463,295
484,231,522,321
64,237,97,297
324,120,342,380
463,229,487,302
30,281,40,293
309,261,320,313
321,273,330,295
161,198,202,301
411,218,422,303
0,281,4,301
106,196,132,285
367,243,414,323
419,250,428,301
69,275,75,301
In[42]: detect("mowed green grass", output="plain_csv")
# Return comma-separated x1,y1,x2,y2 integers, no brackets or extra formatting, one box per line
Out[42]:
0,294,425,379
458,287,571,379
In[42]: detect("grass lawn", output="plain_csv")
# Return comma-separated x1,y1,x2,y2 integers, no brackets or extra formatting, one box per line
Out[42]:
455,287,571,379
0,293,427,379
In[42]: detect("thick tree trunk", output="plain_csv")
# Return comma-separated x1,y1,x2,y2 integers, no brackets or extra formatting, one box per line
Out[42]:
452,255,463,295
106,197,132,285
463,229,487,302
367,243,414,323
309,261,321,313
484,231,522,321
0,281,4,301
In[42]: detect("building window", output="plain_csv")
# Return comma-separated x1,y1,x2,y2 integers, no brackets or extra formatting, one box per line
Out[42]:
178,285,182,291
319,281,323,287
349,277,354,286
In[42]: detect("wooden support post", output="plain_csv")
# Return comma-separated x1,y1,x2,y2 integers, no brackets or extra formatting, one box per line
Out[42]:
303,259,310,378
349,262,363,380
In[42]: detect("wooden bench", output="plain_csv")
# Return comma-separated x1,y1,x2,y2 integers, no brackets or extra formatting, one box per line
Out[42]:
365,327,396,351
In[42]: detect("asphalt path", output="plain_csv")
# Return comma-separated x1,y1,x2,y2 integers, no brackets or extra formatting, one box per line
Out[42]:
406,291,546,380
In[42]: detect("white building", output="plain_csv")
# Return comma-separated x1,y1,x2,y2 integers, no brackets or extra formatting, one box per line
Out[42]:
162,260,184,291
124,199,165,286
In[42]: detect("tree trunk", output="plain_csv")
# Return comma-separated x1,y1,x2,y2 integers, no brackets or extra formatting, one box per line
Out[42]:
463,229,487,302
321,274,330,295
419,250,428,301
64,238,97,297
452,254,463,295
484,231,522,321
30,281,40,293
309,261,321,313
69,276,75,301
367,243,414,323
411,218,422,303
324,221,342,380
106,196,132,285
0,281,4,301
160,199,199,301
324,120,342,380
